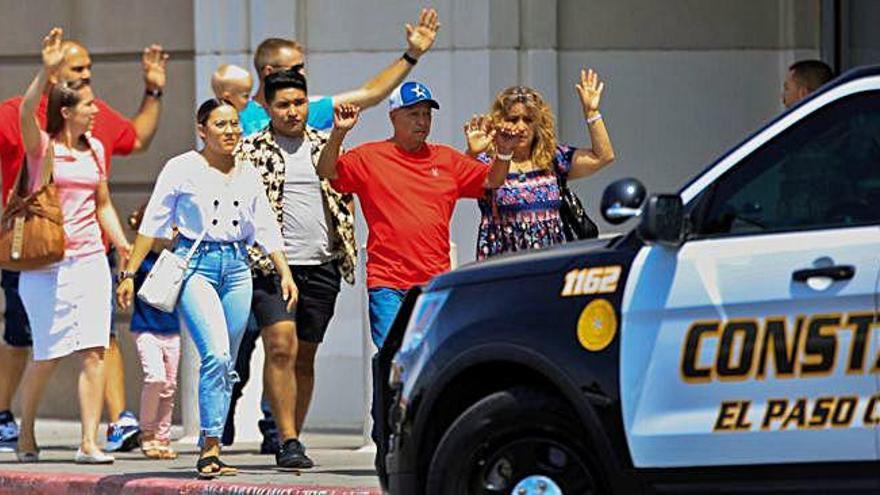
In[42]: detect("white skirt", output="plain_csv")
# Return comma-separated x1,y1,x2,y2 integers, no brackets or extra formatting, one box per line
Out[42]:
19,251,112,361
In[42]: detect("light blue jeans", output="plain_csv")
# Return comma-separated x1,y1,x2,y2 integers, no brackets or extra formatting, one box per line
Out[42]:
175,237,253,441
368,287,408,349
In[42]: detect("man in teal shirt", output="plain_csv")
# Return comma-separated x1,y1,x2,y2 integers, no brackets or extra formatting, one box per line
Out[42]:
241,92,333,134
241,8,439,135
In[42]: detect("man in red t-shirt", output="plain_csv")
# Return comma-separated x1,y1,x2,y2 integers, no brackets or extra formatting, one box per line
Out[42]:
317,81,519,348
317,81,518,468
0,34,169,453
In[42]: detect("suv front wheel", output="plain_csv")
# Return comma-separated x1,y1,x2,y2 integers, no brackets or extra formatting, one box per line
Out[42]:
425,386,602,494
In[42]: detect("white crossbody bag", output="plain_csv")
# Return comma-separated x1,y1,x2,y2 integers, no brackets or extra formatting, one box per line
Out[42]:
136,229,208,313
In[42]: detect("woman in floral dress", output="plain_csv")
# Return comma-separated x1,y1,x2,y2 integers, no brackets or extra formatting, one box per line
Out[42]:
466,68,615,260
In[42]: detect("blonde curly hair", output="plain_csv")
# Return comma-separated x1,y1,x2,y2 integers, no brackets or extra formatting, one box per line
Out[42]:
489,86,558,170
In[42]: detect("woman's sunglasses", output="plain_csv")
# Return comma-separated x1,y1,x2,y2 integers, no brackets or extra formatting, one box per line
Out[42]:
503,86,541,103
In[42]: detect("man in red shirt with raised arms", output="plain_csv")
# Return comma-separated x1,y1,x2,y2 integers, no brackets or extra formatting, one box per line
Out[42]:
316,80,520,469
317,81,520,348
0,28,168,453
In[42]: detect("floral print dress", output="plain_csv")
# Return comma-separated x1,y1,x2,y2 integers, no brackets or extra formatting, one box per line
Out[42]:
476,145,576,260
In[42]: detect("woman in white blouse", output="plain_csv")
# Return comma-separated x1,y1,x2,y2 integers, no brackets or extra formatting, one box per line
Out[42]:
117,99,295,478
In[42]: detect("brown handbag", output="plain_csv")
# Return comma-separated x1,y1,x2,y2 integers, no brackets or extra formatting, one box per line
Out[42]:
0,143,66,270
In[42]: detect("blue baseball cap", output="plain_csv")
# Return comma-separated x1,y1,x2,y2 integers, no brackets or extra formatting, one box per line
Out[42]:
388,81,440,112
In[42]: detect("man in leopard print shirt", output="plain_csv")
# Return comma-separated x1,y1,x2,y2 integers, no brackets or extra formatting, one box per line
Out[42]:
223,9,441,468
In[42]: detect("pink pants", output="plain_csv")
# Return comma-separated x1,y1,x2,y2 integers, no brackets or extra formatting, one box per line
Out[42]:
134,332,181,442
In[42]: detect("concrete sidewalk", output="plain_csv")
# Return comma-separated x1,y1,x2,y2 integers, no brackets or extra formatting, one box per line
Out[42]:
0,420,381,494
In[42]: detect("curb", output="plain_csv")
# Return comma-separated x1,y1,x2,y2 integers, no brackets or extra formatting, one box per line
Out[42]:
0,470,382,495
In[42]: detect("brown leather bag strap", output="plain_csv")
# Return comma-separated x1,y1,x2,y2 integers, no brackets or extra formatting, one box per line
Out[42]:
9,160,26,201
41,141,56,187
10,139,55,200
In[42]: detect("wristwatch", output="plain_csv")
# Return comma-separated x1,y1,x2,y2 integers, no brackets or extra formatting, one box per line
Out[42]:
402,52,419,66
145,88,163,99
116,271,135,284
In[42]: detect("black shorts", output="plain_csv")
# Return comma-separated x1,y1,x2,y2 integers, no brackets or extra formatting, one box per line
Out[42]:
251,260,342,343
1,270,32,347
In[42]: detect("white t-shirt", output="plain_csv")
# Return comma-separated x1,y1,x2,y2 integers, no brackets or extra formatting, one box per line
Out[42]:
139,150,283,254
276,134,334,264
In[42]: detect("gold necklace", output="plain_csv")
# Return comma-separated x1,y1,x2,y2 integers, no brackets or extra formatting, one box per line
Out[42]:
510,159,535,174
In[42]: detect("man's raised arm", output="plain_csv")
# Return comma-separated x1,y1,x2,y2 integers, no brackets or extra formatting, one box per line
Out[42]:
317,104,361,180
130,44,169,152
331,8,440,110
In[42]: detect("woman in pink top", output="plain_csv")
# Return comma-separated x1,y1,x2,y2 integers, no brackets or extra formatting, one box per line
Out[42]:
15,28,130,465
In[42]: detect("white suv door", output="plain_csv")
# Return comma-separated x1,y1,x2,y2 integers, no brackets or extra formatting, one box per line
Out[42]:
620,84,880,468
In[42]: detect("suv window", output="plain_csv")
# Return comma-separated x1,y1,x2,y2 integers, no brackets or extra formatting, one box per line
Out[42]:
697,92,880,236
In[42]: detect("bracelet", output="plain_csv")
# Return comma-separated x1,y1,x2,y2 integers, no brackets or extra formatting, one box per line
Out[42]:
116,271,135,284
586,112,603,125
402,52,419,66
145,88,163,99
496,152,513,161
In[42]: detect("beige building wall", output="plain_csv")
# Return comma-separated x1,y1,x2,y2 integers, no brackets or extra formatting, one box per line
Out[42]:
555,0,821,223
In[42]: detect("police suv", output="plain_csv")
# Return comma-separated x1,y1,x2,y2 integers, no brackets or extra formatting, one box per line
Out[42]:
376,66,880,494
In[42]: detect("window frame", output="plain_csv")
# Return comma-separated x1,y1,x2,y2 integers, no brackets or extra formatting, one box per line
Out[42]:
683,87,880,242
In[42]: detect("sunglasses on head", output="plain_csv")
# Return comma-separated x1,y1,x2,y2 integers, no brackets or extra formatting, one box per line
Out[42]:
270,63,305,75
503,86,541,103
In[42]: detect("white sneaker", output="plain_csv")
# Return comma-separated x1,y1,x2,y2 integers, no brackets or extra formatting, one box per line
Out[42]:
115,411,139,428
75,448,115,464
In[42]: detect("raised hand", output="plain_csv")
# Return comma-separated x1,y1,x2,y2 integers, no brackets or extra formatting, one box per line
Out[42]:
142,44,170,91
41,27,65,76
464,114,495,156
406,8,440,58
333,104,361,133
493,121,523,155
575,68,605,115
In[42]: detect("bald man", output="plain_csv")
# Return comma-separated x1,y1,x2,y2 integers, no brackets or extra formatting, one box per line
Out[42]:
211,64,253,112
0,34,169,453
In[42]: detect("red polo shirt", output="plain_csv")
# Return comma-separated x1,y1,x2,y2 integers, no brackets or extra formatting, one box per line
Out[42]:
332,140,489,289
0,94,137,205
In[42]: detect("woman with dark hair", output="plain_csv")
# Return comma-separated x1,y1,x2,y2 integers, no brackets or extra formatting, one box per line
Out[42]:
116,98,294,477
16,28,131,464
465,69,616,259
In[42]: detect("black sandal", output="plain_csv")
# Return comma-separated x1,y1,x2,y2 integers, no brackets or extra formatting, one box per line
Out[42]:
196,455,238,479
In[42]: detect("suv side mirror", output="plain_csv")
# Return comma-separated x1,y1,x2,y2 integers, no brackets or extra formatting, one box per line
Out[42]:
601,178,647,225
637,194,685,246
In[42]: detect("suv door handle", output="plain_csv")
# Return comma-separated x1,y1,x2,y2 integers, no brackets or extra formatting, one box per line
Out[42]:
792,265,855,283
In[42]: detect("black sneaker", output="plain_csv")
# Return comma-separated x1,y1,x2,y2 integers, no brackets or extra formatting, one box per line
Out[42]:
275,438,314,469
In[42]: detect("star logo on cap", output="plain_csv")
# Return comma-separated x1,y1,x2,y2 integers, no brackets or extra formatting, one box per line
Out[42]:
410,84,427,99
